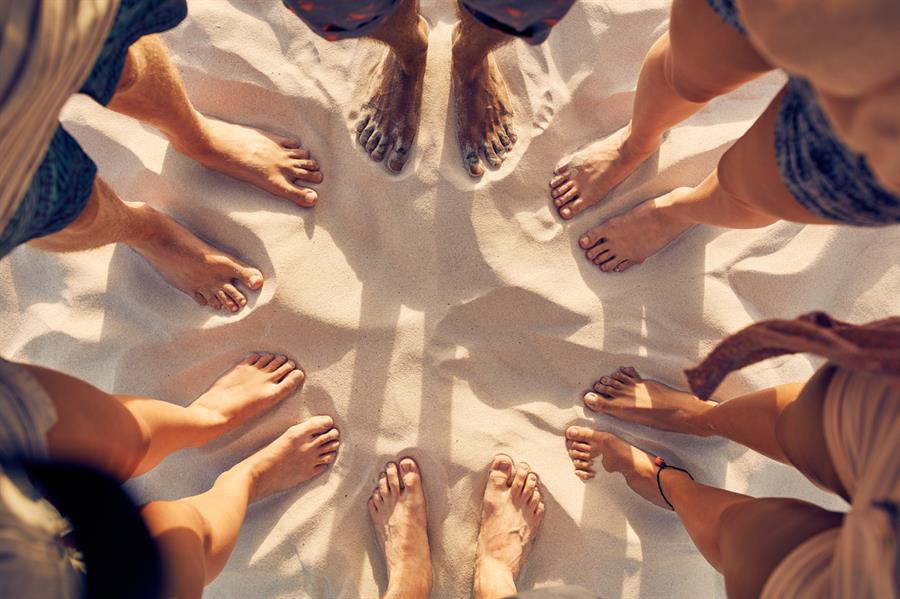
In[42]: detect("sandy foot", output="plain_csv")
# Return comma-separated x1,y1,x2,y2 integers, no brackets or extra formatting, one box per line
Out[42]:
565,427,688,509
368,458,433,599
474,455,544,599
176,116,322,207
577,190,694,272
584,366,715,435
452,37,516,178
191,353,305,435
355,18,429,173
230,415,340,503
132,206,264,312
550,124,659,219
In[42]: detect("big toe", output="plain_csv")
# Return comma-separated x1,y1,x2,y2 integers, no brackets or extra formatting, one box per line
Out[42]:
583,391,605,411
303,415,335,437
464,151,485,178
488,454,514,487
566,425,595,443
398,457,422,490
240,267,264,291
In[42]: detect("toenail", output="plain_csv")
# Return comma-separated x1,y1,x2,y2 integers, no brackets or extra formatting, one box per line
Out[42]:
579,236,590,247
561,208,571,217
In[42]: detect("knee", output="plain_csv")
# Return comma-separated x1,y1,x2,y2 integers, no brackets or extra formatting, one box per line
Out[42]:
663,52,722,104
114,46,141,95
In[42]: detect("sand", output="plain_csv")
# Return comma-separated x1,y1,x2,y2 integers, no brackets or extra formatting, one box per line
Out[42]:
1,0,899,597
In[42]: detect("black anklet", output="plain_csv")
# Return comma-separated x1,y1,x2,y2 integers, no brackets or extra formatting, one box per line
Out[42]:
654,456,693,511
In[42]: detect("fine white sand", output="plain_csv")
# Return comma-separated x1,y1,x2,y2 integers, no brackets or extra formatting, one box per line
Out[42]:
1,0,899,597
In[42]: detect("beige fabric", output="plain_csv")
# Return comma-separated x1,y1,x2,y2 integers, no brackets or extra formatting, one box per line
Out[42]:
762,367,900,599
0,0,118,233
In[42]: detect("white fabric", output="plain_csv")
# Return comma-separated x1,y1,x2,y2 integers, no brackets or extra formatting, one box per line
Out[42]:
0,0,898,597
0,0,118,233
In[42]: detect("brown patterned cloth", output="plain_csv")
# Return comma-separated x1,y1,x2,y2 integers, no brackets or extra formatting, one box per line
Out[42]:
685,312,900,400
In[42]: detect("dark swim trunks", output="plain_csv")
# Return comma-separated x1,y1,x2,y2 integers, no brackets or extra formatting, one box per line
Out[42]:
0,0,188,258
704,0,900,226
283,0,576,45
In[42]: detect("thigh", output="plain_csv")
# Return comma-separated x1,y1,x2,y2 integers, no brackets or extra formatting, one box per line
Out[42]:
717,88,837,224
22,363,149,480
775,364,849,499
667,0,773,102
718,497,843,599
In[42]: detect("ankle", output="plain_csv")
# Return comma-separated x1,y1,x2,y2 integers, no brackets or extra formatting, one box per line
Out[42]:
620,123,662,158
686,401,717,437
385,567,432,599
473,558,517,599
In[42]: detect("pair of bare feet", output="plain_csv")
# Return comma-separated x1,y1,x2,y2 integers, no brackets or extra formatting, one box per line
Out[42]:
355,18,516,178
125,114,323,314
188,352,339,501
548,125,693,273
369,455,544,599
564,366,714,509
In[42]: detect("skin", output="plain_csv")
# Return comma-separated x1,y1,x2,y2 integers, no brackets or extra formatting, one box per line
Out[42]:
564,362,847,597
26,354,339,598
549,0,845,274
30,34,322,312
368,455,544,599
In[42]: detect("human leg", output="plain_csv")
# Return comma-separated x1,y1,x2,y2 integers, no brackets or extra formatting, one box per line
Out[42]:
551,0,773,219
107,34,321,206
473,455,545,599
25,353,305,479
563,427,842,588
28,177,263,311
368,457,433,599
142,415,340,598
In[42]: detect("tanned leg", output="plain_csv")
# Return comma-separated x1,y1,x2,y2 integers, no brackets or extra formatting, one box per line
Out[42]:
26,353,305,479
551,0,772,219
29,177,263,311
452,2,517,178
142,416,340,598
353,0,429,173
108,35,322,206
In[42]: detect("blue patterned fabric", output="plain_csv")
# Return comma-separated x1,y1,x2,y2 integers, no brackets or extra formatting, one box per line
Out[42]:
0,0,188,258
704,0,900,225
283,0,574,44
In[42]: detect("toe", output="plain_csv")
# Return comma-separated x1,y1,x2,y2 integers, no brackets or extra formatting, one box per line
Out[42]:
282,369,305,387
398,457,421,490
549,172,571,189
572,458,593,469
568,448,592,460
318,452,337,466
551,180,575,200
611,371,632,385
488,454,515,487
613,259,635,272
512,462,531,493
497,129,512,151
600,376,623,390
575,469,595,481
584,391,606,411
288,148,311,160
319,440,340,454
592,383,617,398
522,472,538,498
599,256,619,272
578,226,605,250
294,158,319,172
285,183,318,208
566,426,595,443
622,366,640,379
223,284,247,310
315,428,340,446
306,415,335,436
387,142,410,173
366,130,383,155
242,353,260,365
560,197,592,219
482,143,502,168
386,462,401,492
266,355,288,372
239,267,264,291
273,360,298,381
358,122,376,146
535,502,546,520
378,473,389,497
193,291,208,306
586,244,610,261
528,489,542,510
270,133,302,149
503,122,517,145
464,150,484,178
355,114,371,134
555,188,579,211
367,497,378,515
372,135,394,162
255,353,274,368
291,166,324,184
208,295,224,310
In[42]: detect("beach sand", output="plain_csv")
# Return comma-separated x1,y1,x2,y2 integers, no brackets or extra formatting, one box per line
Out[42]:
1,0,898,597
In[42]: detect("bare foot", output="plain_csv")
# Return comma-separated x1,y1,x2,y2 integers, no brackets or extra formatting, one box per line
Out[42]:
583,366,715,436
175,117,322,207
550,124,660,219
191,353,305,438
130,205,264,312
368,458,433,599
452,32,516,178
565,427,689,509
231,415,340,503
355,17,429,173
578,189,694,272
473,455,544,599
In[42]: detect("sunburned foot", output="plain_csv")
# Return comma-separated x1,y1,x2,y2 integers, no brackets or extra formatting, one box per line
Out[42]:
191,353,305,438
368,458,433,599
474,455,544,599
355,17,429,173
130,206,264,312
550,124,660,220
452,33,516,178
174,116,322,207
578,189,694,272
231,415,340,503
565,427,689,509
584,366,715,436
